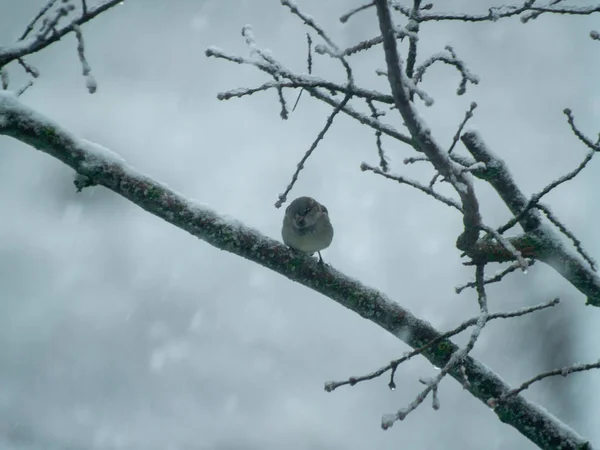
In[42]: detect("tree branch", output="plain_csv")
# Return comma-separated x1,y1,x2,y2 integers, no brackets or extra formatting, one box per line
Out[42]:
0,90,592,450
0,0,123,68
461,131,600,306
374,0,482,252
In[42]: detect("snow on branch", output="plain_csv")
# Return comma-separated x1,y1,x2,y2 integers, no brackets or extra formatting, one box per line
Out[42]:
360,162,463,210
340,1,375,23
490,359,600,407
381,263,489,428
412,46,479,96
455,259,536,294
326,297,558,391
0,0,122,96
461,131,600,305
392,1,600,24
0,90,591,450
374,0,482,253
275,93,352,208
0,0,123,68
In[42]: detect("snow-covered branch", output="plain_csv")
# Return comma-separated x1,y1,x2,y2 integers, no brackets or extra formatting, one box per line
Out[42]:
0,0,123,69
374,0,482,251
461,131,600,306
0,90,591,450
396,1,600,23
326,296,557,391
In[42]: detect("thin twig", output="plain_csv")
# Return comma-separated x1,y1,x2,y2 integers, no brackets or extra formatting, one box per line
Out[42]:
413,46,479,95
537,203,597,271
456,259,536,294
360,162,463,211
325,297,559,392
275,93,352,208
73,24,96,93
564,108,600,151
17,58,40,78
449,102,477,154
292,33,313,112
498,149,595,235
282,0,354,84
340,1,375,23
19,0,60,40
380,264,489,428
0,68,8,90
490,359,600,407
366,99,388,172
479,224,528,270
16,80,34,97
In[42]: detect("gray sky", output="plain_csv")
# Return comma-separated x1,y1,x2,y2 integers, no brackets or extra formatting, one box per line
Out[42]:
0,1,599,449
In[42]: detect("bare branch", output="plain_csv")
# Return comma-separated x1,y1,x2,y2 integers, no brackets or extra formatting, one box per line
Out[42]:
537,203,597,271
376,67,433,105
16,80,34,97
429,102,477,189
292,33,313,112
448,102,477,155
381,263,489,428
0,68,8,90
405,0,422,82
490,359,600,406
413,46,480,96
342,27,414,56
456,259,536,294
275,93,352,208
374,0,482,251
207,46,415,145
461,131,600,304
564,108,600,151
480,225,529,270
18,0,60,40
325,296,558,392
366,99,389,172
461,131,541,229
360,162,463,211
241,25,289,119
403,1,600,23
281,0,354,84
17,58,40,78
215,76,393,105
497,150,595,235
339,1,374,23
73,25,96,94
0,0,124,68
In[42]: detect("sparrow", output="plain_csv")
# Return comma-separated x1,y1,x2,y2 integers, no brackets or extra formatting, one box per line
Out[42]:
281,196,334,263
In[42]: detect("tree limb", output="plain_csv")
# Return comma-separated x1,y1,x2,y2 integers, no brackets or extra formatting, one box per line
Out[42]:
374,0,482,252
461,131,600,306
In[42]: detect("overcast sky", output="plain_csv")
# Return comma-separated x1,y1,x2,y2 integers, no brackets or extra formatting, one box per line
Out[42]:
1,1,599,449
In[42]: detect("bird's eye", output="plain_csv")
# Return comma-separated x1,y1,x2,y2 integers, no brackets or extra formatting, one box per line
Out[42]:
304,207,311,215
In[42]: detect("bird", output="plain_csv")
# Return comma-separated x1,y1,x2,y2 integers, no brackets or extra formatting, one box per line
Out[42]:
281,196,334,264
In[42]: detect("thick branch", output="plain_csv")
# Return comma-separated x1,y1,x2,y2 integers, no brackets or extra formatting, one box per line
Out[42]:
461,131,541,230
461,131,600,306
374,0,482,251
0,91,591,450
